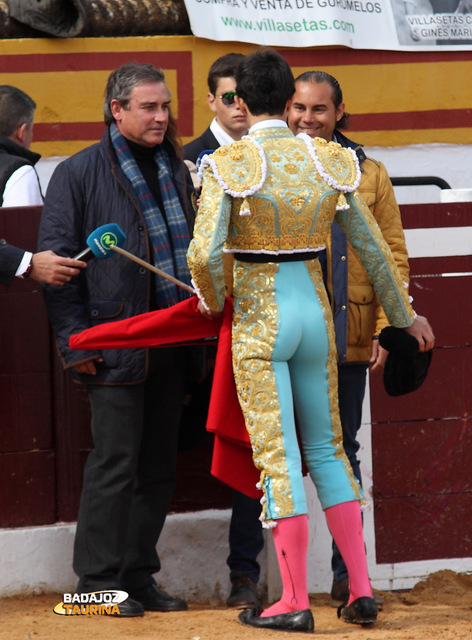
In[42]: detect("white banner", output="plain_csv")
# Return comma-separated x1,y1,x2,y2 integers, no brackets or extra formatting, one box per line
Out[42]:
182,0,472,50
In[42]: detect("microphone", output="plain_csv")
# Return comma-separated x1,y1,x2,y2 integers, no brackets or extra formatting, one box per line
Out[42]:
196,149,215,173
73,223,127,261
195,149,215,171
76,223,195,294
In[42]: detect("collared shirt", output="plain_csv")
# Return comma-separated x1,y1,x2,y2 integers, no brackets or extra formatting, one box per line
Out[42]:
4,165,43,276
209,118,238,147
249,119,288,134
15,250,32,277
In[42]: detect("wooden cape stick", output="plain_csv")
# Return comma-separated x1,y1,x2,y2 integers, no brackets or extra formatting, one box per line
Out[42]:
110,245,196,294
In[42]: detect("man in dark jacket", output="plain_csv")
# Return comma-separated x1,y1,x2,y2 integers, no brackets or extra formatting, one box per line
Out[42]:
184,53,264,612
0,85,43,206
38,63,196,617
0,86,82,285
184,53,247,167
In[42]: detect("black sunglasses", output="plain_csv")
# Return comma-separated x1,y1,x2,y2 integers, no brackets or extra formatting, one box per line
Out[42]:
217,91,237,106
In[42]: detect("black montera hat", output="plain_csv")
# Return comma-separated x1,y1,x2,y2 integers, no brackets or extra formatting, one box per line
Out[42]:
379,326,433,397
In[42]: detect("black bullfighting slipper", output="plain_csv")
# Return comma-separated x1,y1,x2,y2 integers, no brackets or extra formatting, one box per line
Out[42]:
337,596,378,625
330,579,384,610
238,607,315,633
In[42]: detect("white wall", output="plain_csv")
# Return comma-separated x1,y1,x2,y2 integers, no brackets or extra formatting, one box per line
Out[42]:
364,143,472,205
0,513,270,601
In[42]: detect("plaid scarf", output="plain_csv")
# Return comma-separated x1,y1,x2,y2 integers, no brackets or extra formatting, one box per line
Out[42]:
110,123,192,308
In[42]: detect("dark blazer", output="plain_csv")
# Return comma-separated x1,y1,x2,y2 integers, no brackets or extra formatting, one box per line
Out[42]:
183,127,219,164
0,239,25,286
38,128,195,384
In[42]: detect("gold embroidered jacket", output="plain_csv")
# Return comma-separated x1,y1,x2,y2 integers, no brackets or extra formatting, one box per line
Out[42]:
187,125,415,329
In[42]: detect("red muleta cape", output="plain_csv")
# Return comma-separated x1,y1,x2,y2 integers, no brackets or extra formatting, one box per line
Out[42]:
69,296,262,499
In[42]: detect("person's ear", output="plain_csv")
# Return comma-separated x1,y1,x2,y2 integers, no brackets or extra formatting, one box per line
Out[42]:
110,99,123,122
15,123,28,145
335,102,345,125
282,100,292,119
207,92,217,114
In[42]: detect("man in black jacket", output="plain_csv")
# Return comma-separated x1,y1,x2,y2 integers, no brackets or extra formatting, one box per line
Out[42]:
184,53,264,612
0,86,84,285
0,85,43,206
38,63,196,617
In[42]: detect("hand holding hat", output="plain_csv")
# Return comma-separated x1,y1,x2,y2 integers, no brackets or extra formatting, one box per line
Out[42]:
379,315,435,397
402,314,435,352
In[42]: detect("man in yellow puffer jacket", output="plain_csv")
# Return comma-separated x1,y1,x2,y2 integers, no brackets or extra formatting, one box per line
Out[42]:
329,143,410,363
288,70,410,605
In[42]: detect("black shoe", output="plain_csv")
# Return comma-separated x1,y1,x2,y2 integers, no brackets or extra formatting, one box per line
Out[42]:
337,596,378,625
227,575,259,609
107,596,145,617
330,578,349,603
331,579,383,610
239,608,315,633
129,583,188,612
373,592,384,609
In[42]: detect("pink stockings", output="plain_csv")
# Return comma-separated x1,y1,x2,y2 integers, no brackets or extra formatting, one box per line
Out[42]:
261,514,310,617
325,501,373,604
262,501,372,617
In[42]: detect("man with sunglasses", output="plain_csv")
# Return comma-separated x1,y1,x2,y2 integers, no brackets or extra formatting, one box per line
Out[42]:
184,53,248,166
185,53,264,612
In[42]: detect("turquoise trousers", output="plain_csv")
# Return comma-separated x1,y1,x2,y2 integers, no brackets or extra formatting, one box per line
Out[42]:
231,258,362,526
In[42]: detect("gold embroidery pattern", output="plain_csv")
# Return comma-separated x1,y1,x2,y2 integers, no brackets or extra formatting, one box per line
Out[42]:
189,126,414,324
337,191,415,327
310,136,360,190
232,261,295,523
208,139,265,196
212,129,337,254
187,170,231,311
305,260,362,502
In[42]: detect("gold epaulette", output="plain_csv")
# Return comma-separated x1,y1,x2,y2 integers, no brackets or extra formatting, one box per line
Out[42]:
298,134,361,210
199,138,266,198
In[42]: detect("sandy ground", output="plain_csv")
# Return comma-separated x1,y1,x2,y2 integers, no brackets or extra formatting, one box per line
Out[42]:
1,570,472,640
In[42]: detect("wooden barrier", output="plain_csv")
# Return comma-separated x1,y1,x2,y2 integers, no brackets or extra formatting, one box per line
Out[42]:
1,202,470,569
0,206,231,528
370,202,472,563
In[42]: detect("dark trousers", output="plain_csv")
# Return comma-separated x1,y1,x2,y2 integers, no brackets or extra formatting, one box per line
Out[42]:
227,490,264,584
73,347,186,593
331,362,368,583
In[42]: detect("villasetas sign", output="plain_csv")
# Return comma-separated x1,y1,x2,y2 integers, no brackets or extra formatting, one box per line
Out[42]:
181,0,472,50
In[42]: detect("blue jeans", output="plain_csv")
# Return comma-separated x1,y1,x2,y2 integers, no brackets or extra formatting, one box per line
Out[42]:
331,362,368,583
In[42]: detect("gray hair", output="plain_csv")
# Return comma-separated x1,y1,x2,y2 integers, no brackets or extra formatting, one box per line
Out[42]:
103,62,167,125
0,85,36,137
